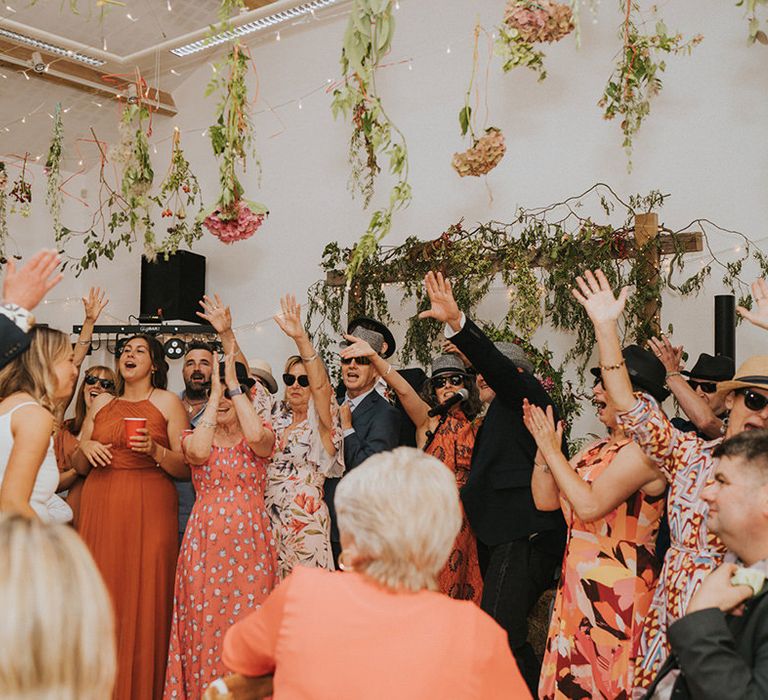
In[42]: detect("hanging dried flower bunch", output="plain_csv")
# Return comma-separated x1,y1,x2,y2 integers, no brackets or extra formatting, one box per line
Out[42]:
496,0,575,80
151,127,205,258
9,157,32,219
453,25,506,178
45,102,65,244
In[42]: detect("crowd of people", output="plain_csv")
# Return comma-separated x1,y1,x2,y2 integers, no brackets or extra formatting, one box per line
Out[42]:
1,250,767,700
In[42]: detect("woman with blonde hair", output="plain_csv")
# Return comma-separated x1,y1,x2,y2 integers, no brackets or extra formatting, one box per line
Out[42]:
216,448,531,700
0,514,116,699
0,326,77,522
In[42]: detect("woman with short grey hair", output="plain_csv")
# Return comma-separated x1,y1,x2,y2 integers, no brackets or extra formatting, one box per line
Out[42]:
213,447,531,700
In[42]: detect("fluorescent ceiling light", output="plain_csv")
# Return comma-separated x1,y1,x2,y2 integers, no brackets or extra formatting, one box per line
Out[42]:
0,28,105,67
171,0,340,57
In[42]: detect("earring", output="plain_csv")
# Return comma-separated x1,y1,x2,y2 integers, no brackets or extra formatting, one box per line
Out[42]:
720,414,729,436
338,551,354,572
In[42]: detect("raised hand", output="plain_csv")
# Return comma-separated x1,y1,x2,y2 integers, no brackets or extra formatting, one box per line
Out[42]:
442,339,471,367
522,399,563,461
340,334,376,359
82,286,109,323
647,335,683,373
571,269,628,327
2,249,63,310
419,272,462,328
737,278,768,331
273,294,305,339
196,293,232,334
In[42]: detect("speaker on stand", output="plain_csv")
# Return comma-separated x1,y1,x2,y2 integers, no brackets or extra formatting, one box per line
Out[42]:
140,251,206,324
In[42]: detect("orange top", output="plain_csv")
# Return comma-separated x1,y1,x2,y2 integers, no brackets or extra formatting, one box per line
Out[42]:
223,567,530,700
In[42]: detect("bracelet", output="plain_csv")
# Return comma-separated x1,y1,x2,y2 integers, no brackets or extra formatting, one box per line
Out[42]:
599,360,626,372
534,462,550,473
77,339,92,345
665,371,682,379
156,446,167,465
384,364,392,377
301,353,318,363
199,419,217,429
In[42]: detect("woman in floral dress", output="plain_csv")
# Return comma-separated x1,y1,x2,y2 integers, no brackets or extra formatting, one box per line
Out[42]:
339,339,484,604
523,355,667,699
266,295,343,579
573,270,768,695
164,354,277,699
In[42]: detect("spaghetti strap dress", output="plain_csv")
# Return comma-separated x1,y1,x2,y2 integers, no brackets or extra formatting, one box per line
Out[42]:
78,398,178,700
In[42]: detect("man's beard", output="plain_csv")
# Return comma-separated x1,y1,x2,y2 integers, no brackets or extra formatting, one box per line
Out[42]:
185,381,210,401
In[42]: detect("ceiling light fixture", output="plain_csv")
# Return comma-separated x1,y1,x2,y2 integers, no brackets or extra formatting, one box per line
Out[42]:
170,0,340,57
0,28,105,67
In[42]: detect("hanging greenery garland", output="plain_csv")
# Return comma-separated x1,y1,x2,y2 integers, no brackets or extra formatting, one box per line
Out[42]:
331,0,411,281
151,127,205,258
453,25,507,178
45,102,65,244
495,0,575,80
599,2,702,170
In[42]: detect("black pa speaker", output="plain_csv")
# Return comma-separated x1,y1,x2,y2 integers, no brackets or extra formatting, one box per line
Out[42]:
140,250,206,323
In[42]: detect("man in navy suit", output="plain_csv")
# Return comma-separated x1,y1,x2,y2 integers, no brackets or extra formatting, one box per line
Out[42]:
324,322,401,566
1,250,63,368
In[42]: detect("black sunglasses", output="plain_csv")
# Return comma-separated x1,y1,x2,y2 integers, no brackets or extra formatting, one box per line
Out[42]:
688,379,718,394
224,384,250,399
340,356,371,366
432,374,465,389
283,373,310,387
738,388,768,412
84,375,115,391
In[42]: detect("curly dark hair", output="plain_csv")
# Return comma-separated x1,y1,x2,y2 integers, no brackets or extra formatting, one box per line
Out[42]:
419,372,483,421
116,334,169,393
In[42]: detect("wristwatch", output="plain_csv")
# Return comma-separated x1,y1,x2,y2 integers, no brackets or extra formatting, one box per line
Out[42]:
226,385,244,397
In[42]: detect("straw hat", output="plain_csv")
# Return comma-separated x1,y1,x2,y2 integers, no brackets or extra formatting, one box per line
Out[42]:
715,355,768,396
248,358,278,395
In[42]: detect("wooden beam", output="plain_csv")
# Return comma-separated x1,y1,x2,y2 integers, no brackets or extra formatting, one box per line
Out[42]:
634,212,661,336
0,40,177,117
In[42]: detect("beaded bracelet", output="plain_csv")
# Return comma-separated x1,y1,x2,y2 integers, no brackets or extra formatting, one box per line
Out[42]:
198,419,217,429
301,353,318,363
599,360,626,372
665,371,682,380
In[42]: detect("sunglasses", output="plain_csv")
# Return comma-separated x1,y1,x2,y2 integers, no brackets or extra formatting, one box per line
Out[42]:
340,356,371,366
688,379,718,394
283,373,310,388
738,388,768,412
432,375,465,389
224,384,250,399
84,375,115,391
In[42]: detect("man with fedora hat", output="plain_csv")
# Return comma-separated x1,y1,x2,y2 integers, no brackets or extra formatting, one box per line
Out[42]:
421,271,566,693
648,335,734,440
324,319,401,566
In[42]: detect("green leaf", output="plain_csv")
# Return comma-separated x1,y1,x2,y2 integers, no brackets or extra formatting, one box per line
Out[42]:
458,106,471,136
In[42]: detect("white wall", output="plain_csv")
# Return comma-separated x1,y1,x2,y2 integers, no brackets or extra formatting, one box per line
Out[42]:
11,0,768,432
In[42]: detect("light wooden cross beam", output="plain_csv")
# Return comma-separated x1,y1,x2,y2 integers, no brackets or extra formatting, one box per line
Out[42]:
325,213,703,335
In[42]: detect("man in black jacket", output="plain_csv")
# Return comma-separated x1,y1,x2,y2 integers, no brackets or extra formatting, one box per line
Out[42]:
1,249,63,368
643,430,768,700
421,271,566,692
324,324,401,566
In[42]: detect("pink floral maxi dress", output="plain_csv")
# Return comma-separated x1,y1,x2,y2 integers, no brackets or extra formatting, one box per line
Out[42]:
266,398,344,579
163,431,278,699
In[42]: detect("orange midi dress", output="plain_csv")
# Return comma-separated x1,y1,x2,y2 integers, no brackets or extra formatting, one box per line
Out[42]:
53,423,84,527
78,398,179,700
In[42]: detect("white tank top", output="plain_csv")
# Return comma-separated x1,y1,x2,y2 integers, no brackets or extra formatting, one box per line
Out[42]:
0,401,73,524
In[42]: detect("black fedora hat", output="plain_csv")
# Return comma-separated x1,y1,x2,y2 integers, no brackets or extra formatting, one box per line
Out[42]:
345,316,396,359
218,361,256,390
591,345,670,403
681,353,735,382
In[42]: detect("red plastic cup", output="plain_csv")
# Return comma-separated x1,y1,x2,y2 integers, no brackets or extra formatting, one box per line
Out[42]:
124,417,147,444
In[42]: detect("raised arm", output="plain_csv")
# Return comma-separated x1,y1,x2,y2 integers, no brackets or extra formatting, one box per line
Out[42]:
340,334,431,432
197,294,251,370
737,278,768,331
73,287,108,368
184,358,221,465
2,249,63,311
521,400,563,512
224,352,274,458
649,335,722,438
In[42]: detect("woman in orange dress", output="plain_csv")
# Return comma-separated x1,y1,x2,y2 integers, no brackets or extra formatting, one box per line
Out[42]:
74,334,189,700
523,348,668,700
54,365,116,527
339,338,483,604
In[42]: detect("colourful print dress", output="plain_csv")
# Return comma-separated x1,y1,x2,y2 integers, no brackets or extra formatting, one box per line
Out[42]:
163,438,278,699
616,396,726,696
425,410,483,604
538,437,663,700
266,398,344,579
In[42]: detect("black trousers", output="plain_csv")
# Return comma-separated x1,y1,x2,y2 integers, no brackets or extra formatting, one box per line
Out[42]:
480,533,562,695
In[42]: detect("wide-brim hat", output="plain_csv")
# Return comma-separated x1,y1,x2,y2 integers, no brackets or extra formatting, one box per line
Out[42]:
430,353,469,378
344,316,396,358
248,358,278,394
715,356,768,396
590,345,670,403
219,361,256,390
681,353,735,382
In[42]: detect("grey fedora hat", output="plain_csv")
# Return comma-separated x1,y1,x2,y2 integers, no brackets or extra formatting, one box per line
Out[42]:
430,353,469,377
339,327,385,356
495,342,534,374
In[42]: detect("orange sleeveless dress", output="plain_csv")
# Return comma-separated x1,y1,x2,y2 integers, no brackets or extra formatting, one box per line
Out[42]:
79,398,178,700
425,410,483,604
53,423,84,527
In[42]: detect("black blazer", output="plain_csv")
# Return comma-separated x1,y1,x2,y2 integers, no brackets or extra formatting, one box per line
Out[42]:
643,582,768,699
451,317,566,547
0,316,30,369
324,390,401,543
